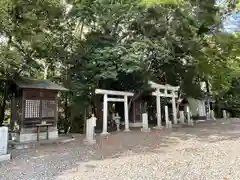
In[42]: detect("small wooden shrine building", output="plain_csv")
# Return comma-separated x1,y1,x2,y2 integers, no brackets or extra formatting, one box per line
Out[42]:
9,76,67,142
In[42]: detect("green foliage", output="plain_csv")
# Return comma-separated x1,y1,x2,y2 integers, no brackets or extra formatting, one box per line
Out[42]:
1,0,240,127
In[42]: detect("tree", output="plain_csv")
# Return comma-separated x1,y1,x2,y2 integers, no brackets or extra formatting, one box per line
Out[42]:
0,0,239,128
0,0,67,125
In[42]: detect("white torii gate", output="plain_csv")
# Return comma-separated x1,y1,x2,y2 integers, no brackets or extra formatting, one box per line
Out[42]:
95,89,134,135
149,81,180,128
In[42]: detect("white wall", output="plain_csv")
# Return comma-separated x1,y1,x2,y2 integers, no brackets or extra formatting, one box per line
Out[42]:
185,97,206,117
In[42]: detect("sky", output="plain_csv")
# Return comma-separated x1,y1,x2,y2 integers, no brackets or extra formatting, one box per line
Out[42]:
223,12,240,33
216,0,240,33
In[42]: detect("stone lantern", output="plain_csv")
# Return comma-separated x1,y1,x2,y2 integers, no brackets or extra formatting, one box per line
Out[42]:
113,113,121,131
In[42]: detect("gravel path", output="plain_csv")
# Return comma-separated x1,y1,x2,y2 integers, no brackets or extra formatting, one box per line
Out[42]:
1,119,240,180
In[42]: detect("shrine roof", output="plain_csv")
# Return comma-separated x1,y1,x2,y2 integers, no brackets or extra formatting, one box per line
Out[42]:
12,76,68,91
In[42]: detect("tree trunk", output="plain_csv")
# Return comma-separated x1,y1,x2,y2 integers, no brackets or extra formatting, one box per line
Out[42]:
83,107,87,134
64,92,68,121
176,91,183,117
205,80,212,110
63,64,70,132
43,63,49,80
0,106,4,126
63,92,69,133
0,82,8,126
128,91,143,111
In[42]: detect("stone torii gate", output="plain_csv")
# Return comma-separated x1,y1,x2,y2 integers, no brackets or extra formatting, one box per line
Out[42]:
149,81,180,128
95,89,134,135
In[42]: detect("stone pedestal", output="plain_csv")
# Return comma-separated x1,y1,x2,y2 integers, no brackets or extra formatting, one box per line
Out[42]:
16,126,58,143
113,113,121,132
16,127,58,142
84,115,97,145
100,131,110,136
116,123,120,132
0,127,10,162
141,113,151,132
179,111,185,124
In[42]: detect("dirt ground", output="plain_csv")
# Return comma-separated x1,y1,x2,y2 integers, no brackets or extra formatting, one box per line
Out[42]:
1,119,240,180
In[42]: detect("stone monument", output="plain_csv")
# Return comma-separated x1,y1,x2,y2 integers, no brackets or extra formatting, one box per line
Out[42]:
141,113,151,132
186,106,193,126
84,115,97,145
179,111,185,124
227,111,230,118
210,110,216,120
223,110,227,119
0,126,11,162
165,106,172,129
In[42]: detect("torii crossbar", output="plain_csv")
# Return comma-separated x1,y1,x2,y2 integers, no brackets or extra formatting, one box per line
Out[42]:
95,89,134,135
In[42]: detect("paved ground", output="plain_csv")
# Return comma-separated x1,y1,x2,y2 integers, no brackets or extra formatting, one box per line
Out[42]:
1,119,240,180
